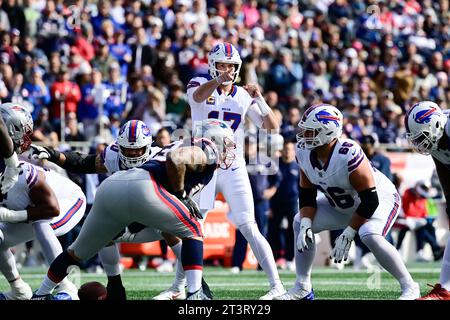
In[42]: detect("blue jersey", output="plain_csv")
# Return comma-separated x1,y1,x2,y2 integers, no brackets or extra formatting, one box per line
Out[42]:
139,138,219,196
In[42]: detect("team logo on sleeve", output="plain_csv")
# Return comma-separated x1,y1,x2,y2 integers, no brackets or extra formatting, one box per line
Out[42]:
414,107,438,124
315,110,341,127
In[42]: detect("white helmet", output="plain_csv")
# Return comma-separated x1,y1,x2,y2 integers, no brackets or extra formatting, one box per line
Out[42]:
208,42,242,85
117,120,153,168
296,104,343,150
193,119,236,169
0,102,33,154
405,101,447,155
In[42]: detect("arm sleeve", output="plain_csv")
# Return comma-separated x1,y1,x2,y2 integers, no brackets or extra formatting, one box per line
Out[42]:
246,102,264,128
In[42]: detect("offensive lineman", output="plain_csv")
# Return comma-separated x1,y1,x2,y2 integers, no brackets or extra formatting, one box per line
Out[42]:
31,119,235,300
405,101,450,300
0,103,85,300
276,104,420,300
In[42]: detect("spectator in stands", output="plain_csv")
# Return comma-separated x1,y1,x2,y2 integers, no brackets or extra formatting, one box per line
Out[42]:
397,180,445,262
129,26,157,75
23,66,50,120
78,68,107,140
50,66,81,129
155,127,171,147
31,107,58,147
360,134,393,181
92,38,119,80
64,111,86,142
104,61,128,117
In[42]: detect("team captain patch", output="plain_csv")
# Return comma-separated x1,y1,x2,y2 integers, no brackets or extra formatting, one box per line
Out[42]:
206,96,215,105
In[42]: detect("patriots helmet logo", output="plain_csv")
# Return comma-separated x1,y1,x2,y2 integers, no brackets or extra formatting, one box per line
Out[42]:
315,110,340,127
414,107,437,124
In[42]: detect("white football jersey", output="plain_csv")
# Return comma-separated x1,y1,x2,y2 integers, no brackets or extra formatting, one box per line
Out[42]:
430,111,450,166
187,76,265,159
100,141,162,174
295,138,396,215
0,161,82,211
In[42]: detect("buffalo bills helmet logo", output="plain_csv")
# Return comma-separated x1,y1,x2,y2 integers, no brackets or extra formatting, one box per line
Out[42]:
142,124,151,137
118,124,126,136
414,107,437,124
315,110,340,127
211,44,220,54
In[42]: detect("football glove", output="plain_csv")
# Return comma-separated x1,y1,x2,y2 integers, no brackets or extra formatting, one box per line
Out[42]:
330,226,357,263
297,217,314,252
174,190,202,220
1,153,22,194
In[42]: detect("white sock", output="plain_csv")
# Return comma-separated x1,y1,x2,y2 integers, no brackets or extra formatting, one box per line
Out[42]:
439,237,450,291
33,222,63,263
293,215,314,290
98,244,121,276
0,249,20,282
239,222,282,288
361,234,415,289
170,242,186,290
185,269,202,293
36,275,58,295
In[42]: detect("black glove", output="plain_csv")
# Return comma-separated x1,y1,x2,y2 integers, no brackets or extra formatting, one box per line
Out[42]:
174,190,202,220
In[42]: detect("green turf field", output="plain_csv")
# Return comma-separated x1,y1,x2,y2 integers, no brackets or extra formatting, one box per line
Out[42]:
0,262,441,300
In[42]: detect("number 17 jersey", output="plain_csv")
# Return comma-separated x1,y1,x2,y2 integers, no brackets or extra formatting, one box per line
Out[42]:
295,138,397,215
187,76,265,160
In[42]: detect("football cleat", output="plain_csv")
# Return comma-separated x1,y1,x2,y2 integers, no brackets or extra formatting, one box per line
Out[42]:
106,284,127,301
201,277,214,300
259,285,287,300
186,288,211,300
417,284,450,300
153,286,186,300
31,292,56,300
0,282,33,300
398,282,420,300
274,287,315,300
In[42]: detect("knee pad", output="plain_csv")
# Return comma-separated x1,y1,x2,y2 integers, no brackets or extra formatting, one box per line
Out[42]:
358,222,379,241
237,221,259,240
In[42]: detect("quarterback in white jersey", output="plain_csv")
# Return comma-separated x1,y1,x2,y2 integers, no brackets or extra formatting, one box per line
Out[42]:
0,103,85,300
276,104,419,300
405,101,450,300
181,41,285,300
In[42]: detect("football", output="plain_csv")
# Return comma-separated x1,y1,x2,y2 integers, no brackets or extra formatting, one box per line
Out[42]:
78,281,108,301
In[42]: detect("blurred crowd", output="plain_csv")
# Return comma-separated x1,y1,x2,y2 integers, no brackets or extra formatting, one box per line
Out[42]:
0,0,448,148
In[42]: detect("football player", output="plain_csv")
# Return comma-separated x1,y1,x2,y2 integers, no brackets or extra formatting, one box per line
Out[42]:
276,104,420,300
405,101,450,300
0,103,85,300
170,41,285,300
29,120,212,300
32,119,234,300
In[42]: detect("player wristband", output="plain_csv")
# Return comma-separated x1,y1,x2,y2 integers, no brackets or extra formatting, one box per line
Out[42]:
253,96,271,117
0,207,27,222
